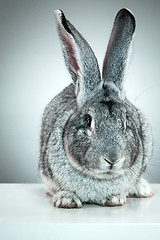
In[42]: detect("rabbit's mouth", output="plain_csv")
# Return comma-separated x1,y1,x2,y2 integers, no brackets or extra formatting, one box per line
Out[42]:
99,156,125,173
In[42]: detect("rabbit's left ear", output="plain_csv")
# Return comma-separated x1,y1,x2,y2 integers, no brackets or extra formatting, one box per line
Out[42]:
102,9,135,92
54,10,101,108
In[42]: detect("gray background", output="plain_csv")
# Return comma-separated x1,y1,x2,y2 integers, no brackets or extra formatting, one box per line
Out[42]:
0,0,160,183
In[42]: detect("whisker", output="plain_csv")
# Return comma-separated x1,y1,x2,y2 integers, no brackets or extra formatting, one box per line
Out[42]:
133,84,158,103
145,171,159,183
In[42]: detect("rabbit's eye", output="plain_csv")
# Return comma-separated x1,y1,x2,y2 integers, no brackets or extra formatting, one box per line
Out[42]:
84,114,92,128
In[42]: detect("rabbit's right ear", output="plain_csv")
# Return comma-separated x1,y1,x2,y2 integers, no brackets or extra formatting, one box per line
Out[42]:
102,9,135,93
54,10,101,108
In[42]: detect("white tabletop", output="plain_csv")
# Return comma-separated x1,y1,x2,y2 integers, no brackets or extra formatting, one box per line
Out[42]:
0,184,160,240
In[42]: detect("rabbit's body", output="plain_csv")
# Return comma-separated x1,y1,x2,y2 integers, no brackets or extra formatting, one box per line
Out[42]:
39,9,153,208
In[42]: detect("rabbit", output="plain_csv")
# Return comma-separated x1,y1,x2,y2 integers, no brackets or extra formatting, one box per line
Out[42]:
39,8,153,208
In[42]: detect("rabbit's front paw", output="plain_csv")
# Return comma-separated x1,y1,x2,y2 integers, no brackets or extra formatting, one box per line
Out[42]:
101,195,126,207
53,191,83,208
129,178,153,198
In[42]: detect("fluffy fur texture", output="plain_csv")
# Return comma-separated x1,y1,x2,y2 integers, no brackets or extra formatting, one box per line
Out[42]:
39,9,153,208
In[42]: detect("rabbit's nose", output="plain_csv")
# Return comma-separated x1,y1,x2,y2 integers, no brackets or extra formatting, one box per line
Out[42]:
103,157,121,169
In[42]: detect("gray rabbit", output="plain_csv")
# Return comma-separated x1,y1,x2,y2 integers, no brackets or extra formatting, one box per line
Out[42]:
39,8,153,208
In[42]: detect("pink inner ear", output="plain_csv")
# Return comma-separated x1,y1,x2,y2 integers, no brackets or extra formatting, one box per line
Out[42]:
68,41,80,71
62,28,80,71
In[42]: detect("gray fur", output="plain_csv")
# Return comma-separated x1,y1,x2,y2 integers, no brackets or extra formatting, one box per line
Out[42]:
39,9,153,208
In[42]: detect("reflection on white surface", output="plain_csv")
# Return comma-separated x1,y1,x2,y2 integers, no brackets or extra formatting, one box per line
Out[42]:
1,184,160,240
0,184,160,224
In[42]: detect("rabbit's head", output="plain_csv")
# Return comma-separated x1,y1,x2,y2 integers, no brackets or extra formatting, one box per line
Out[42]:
55,9,138,178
